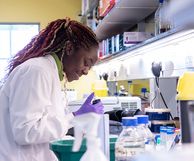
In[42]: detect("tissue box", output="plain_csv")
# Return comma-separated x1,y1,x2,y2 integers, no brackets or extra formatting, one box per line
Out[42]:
123,32,153,47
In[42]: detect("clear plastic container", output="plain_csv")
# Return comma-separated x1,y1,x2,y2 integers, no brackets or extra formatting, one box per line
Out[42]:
115,117,145,161
166,127,175,150
160,126,167,146
136,115,155,152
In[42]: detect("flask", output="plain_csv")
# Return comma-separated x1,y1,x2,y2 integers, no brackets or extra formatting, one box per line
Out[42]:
115,117,145,161
136,115,155,152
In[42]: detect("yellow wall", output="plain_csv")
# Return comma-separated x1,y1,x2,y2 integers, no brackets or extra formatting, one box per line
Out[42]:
129,79,149,96
0,0,102,100
0,0,81,28
117,79,149,96
66,69,98,100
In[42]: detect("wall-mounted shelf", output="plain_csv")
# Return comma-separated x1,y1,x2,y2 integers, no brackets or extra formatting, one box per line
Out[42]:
95,0,159,41
94,28,194,80
96,28,180,65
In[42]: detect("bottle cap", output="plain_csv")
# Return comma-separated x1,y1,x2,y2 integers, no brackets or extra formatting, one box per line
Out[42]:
160,126,167,133
159,0,164,3
167,128,174,134
137,115,149,124
167,126,175,131
122,117,137,126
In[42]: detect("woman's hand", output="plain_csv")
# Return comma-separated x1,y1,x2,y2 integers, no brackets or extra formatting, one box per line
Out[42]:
73,93,104,116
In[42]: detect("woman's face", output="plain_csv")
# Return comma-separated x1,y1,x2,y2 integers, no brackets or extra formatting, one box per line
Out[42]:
63,46,98,82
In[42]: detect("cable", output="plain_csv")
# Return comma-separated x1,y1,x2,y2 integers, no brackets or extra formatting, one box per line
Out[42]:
151,88,158,109
113,110,121,122
155,77,174,120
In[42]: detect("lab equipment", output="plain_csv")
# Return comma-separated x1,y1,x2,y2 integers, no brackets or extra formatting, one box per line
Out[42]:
145,108,174,133
150,120,175,133
68,96,141,113
159,126,167,150
137,115,155,152
115,117,145,161
160,126,167,143
145,108,171,121
72,113,108,161
156,126,178,152
50,138,117,161
166,128,175,151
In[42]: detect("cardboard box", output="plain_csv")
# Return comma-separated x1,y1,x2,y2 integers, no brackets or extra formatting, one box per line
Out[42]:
123,32,153,47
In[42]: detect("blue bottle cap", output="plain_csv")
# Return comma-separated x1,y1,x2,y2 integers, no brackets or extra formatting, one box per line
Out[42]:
167,128,174,134
160,126,167,133
167,126,175,131
159,0,164,3
137,115,149,124
141,88,147,93
122,117,137,126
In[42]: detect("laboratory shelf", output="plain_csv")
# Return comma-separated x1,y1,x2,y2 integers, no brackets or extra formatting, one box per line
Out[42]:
95,0,159,41
95,28,181,65
94,27,194,80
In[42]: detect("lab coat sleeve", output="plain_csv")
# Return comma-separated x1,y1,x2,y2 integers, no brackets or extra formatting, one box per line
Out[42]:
8,65,74,145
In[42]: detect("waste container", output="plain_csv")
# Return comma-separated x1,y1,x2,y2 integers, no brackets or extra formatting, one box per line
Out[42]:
50,138,116,161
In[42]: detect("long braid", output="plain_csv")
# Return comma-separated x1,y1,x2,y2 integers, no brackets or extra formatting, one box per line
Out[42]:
7,18,98,76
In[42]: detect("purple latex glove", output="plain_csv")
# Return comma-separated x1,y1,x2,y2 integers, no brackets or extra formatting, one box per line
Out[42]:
73,93,104,116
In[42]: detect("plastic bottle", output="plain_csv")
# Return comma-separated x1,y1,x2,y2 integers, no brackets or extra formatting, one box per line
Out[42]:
72,113,108,161
159,126,167,150
136,115,155,152
115,117,145,161
155,0,164,36
166,127,175,151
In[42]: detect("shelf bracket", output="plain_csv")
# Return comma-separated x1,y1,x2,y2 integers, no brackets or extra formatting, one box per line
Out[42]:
138,20,146,32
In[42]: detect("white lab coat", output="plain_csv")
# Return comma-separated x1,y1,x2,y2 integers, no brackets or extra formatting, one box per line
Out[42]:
0,55,74,161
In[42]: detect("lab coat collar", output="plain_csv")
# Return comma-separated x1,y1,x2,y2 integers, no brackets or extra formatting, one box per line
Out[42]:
46,55,68,83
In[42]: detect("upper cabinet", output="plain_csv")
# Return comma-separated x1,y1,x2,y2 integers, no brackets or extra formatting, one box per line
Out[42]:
95,0,158,41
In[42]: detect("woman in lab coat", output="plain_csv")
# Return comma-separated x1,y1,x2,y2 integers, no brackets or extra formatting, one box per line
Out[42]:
0,18,103,161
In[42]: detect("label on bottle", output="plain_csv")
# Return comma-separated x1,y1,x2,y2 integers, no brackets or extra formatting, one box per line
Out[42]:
115,141,145,161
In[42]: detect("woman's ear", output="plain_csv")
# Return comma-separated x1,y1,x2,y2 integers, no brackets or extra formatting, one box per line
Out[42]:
64,40,74,56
